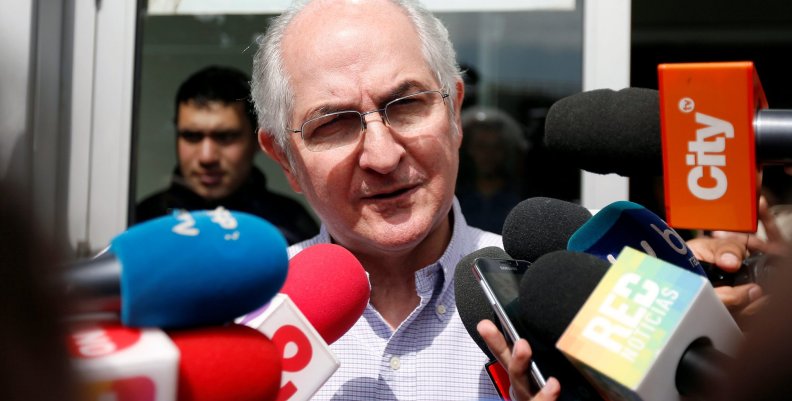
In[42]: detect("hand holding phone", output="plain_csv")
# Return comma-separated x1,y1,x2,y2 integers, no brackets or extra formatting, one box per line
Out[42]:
474,256,606,401
473,257,547,389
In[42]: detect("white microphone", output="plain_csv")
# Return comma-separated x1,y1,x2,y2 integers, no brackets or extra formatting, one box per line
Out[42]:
519,248,742,401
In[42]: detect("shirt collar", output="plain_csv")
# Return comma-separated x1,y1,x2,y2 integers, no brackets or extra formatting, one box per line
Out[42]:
310,197,471,296
434,197,475,296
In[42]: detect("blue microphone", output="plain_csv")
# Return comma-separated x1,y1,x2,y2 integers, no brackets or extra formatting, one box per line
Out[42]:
567,201,707,276
64,207,289,328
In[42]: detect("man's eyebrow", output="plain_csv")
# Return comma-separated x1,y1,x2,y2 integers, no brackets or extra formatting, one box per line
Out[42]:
299,80,431,122
385,80,427,102
303,104,353,122
176,129,244,136
210,129,244,136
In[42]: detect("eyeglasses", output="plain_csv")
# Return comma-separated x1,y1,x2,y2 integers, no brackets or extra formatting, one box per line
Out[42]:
288,89,450,152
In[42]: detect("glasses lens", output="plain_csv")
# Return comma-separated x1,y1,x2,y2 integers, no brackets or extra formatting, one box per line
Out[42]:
302,111,362,151
385,91,445,133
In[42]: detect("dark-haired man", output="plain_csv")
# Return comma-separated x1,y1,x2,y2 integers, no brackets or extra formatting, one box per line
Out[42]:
135,66,318,244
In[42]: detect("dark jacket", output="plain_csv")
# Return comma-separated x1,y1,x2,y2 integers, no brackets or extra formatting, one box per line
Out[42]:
135,167,319,244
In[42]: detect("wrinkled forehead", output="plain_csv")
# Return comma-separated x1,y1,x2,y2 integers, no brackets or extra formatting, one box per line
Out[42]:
280,0,437,116
284,0,421,65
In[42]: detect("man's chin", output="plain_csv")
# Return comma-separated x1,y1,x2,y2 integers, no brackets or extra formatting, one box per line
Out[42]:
193,186,231,201
352,218,443,253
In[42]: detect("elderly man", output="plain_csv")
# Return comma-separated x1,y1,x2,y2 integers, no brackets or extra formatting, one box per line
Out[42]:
252,1,762,400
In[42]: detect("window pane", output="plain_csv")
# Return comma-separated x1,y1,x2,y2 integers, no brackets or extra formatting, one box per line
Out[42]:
131,3,583,234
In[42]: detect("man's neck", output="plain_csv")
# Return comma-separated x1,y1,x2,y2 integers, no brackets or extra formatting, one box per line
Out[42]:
351,211,454,330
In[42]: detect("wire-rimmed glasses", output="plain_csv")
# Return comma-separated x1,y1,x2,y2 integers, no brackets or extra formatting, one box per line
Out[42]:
288,89,450,152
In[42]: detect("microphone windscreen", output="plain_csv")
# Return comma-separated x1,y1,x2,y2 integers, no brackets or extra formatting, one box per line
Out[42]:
502,197,592,262
519,250,608,343
110,210,289,328
280,243,370,345
545,87,661,176
454,246,512,360
169,324,281,401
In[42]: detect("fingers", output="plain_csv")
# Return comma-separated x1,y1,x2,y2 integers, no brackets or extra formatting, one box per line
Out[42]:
508,341,561,401
509,339,534,400
711,196,790,257
531,378,561,401
757,196,792,256
477,320,561,401
715,283,762,312
758,196,783,243
715,283,766,329
687,237,747,272
477,319,512,367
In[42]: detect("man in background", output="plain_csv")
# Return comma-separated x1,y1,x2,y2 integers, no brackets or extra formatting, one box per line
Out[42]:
135,66,318,244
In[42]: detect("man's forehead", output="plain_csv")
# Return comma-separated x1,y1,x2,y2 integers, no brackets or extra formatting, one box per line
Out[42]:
180,99,243,110
281,0,434,113
177,101,250,129
284,0,414,50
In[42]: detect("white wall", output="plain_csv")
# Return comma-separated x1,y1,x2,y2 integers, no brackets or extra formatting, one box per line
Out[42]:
0,0,34,186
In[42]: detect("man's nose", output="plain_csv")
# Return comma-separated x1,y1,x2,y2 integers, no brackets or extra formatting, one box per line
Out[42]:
358,113,404,174
198,138,220,164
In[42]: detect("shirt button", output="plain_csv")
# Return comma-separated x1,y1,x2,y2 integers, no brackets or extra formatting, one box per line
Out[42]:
390,356,401,370
436,304,447,315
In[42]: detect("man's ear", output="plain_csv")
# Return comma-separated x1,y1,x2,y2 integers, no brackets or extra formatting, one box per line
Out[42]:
258,128,303,193
452,78,465,148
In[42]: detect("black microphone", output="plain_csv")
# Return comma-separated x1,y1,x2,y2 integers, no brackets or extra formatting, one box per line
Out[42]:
544,87,662,176
454,246,517,400
502,197,592,263
454,246,512,360
545,87,792,177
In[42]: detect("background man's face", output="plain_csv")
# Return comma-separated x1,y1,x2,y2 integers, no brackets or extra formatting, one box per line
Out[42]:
176,100,256,200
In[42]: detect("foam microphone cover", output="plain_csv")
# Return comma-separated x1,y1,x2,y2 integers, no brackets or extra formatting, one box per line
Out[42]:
502,197,592,263
169,324,281,401
518,250,608,343
453,246,512,360
545,87,662,176
109,210,289,328
280,243,370,345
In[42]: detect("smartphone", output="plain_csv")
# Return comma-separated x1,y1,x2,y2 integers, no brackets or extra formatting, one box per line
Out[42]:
472,257,547,389
473,256,605,401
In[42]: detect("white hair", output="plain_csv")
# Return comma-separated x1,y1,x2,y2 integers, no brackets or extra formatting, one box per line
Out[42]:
251,0,462,164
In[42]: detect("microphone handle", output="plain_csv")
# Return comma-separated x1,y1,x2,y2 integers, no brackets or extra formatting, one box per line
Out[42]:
675,338,731,397
63,251,122,312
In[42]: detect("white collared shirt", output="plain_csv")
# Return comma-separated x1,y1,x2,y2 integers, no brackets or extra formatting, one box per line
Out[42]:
288,198,503,401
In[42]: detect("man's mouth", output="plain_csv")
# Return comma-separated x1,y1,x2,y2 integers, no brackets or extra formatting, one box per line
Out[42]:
364,184,419,201
199,172,224,186
370,187,412,199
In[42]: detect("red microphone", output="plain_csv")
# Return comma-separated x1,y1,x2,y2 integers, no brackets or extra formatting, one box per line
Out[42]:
68,322,282,401
239,243,370,401
280,243,370,344
241,243,370,345
169,324,281,401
